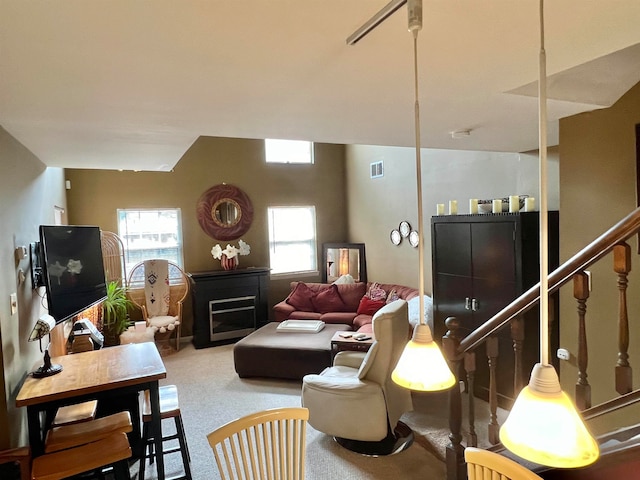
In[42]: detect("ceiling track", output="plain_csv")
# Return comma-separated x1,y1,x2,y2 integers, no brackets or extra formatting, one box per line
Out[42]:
346,0,407,45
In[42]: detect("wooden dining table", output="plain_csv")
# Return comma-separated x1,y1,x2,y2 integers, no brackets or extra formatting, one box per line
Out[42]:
16,342,167,479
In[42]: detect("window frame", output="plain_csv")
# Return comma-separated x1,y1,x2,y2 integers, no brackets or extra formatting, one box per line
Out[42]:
264,139,315,164
116,208,184,275
267,205,318,276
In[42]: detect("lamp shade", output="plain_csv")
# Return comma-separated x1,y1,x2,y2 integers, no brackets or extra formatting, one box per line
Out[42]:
29,314,56,342
499,364,599,468
392,324,456,391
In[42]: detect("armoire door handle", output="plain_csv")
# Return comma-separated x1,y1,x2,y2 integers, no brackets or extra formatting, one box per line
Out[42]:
472,298,479,311
465,297,471,310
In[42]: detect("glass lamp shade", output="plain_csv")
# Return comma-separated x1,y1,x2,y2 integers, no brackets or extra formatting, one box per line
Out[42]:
499,364,599,468
392,324,456,391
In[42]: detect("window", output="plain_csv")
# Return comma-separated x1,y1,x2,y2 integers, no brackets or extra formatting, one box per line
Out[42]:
117,209,183,275
267,206,317,274
265,139,314,164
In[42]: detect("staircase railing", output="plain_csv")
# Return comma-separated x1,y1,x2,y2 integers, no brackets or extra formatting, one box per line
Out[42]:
441,207,640,480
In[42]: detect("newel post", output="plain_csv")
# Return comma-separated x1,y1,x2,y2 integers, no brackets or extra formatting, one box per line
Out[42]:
443,316,466,480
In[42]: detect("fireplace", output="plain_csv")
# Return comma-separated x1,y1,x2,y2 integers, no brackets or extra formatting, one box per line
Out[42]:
189,268,269,349
209,295,256,341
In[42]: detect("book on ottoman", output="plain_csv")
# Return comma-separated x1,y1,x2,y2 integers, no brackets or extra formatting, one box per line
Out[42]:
276,320,325,333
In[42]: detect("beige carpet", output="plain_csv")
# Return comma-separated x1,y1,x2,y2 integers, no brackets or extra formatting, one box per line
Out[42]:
134,342,503,479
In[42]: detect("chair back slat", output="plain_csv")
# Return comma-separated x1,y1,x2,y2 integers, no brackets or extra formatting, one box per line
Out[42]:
207,408,308,480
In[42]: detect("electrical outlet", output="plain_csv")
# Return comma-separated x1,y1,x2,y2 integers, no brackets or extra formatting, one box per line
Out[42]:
10,293,17,315
557,348,570,361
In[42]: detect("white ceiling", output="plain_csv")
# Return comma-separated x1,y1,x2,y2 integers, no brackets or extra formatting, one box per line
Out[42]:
1,1,640,172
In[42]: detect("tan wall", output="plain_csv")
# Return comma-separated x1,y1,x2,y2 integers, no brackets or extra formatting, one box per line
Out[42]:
65,136,348,335
0,126,67,449
559,81,640,434
345,144,558,293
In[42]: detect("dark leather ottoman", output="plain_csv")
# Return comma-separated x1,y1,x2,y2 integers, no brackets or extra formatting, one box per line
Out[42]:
233,322,351,380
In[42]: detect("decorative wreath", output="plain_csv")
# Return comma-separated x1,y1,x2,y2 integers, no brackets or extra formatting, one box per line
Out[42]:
196,184,254,241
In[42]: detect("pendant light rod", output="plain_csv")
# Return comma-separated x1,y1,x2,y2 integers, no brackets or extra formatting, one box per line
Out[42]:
538,0,549,367
347,0,407,45
412,29,426,326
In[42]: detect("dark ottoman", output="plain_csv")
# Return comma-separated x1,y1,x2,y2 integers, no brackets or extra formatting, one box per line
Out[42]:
234,322,351,380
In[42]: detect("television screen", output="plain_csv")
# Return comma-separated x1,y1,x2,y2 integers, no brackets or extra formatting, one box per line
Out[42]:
39,225,107,324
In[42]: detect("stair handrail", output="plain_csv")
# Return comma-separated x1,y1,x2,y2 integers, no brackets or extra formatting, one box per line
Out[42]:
459,207,640,354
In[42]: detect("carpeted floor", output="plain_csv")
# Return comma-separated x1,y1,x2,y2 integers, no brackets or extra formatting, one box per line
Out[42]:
134,341,504,479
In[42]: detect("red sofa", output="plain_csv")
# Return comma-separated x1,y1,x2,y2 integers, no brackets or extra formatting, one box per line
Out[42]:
273,281,419,334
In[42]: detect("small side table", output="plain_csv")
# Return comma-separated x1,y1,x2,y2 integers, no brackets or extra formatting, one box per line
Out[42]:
330,331,375,358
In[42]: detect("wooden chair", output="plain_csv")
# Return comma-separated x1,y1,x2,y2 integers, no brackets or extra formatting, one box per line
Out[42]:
0,431,132,480
126,260,190,352
139,385,192,480
207,407,309,480
0,447,31,480
465,447,543,480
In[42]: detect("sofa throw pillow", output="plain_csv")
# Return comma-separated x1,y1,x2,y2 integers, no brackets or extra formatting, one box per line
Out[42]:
312,284,348,313
332,274,355,285
286,282,316,312
357,296,386,316
366,282,387,301
386,288,400,304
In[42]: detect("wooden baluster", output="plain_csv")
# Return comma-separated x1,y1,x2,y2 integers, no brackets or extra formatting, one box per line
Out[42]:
574,271,591,410
464,350,478,447
614,242,633,395
486,336,500,445
442,317,466,480
510,317,525,394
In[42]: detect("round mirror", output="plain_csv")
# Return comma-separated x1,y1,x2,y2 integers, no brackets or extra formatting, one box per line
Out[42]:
196,184,253,241
212,199,240,227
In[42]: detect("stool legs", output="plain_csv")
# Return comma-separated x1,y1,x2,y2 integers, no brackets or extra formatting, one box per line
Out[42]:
139,413,191,480
175,416,192,479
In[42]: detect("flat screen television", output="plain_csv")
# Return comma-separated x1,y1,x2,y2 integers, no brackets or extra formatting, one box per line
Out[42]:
39,225,107,324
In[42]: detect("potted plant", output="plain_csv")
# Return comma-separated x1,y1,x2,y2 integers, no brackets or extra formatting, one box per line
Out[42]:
102,281,133,345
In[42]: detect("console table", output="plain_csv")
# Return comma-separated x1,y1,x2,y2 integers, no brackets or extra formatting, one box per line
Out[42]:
189,267,270,349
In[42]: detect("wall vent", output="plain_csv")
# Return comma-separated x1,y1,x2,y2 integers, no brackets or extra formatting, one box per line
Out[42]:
370,161,383,178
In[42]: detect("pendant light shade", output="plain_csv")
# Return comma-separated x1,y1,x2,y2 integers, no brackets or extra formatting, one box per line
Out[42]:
392,324,456,391
499,364,599,468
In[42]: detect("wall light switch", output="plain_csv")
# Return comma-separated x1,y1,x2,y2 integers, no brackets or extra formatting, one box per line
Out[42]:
10,293,18,315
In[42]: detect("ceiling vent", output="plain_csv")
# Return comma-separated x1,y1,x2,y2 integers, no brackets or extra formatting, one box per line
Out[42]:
370,161,384,179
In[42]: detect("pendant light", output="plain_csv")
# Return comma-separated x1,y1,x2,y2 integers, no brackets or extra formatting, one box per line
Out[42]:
498,0,599,468
390,0,455,392
347,0,455,392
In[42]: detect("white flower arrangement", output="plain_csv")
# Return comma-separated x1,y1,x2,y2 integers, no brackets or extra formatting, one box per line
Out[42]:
211,239,251,259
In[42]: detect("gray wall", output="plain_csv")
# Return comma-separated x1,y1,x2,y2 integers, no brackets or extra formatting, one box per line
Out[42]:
0,126,67,448
559,81,640,434
345,144,559,291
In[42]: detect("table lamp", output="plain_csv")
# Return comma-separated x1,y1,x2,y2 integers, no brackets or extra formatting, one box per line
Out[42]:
28,314,63,378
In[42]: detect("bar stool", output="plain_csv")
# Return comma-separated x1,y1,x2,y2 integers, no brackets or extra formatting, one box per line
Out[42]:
139,385,192,480
45,410,132,453
51,399,98,427
32,432,132,480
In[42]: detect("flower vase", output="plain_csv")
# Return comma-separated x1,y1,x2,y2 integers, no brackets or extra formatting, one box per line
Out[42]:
220,254,239,271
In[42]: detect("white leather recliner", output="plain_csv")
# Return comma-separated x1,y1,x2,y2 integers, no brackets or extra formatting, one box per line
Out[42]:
301,299,414,455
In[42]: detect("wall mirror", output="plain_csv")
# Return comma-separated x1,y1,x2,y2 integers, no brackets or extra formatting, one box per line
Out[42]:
322,243,367,283
196,183,254,241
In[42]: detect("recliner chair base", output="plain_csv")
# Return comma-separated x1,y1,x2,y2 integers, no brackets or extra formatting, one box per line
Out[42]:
334,421,414,456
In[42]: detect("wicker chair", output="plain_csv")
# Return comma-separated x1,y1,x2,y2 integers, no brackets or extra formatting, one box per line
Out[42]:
126,260,189,352
100,231,126,286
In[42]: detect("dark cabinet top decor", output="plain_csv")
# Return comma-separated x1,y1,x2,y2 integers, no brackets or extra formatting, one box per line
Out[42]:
196,183,254,241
